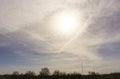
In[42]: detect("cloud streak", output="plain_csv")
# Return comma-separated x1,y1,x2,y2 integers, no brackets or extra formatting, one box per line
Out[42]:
0,0,120,74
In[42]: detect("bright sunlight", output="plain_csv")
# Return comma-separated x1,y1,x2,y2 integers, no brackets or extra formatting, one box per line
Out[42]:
52,11,79,34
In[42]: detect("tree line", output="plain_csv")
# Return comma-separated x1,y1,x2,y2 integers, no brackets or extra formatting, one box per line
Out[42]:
0,67,120,79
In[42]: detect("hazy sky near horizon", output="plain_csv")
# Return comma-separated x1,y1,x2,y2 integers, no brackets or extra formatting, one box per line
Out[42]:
0,0,120,74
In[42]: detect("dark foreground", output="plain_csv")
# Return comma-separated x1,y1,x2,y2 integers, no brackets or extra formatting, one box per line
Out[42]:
1,74,120,79
0,68,120,79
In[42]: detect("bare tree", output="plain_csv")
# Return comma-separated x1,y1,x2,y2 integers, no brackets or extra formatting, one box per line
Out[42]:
12,71,19,76
88,71,99,75
25,71,36,76
39,68,50,76
53,70,60,76
53,70,66,76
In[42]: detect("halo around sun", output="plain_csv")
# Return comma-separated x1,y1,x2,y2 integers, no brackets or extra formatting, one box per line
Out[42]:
50,11,80,35
55,12,78,34
49,10,87,36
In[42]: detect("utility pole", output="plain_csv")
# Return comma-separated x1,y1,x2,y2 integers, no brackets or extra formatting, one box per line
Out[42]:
81,61,84,74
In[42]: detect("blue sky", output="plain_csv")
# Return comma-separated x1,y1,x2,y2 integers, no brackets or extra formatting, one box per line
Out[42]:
0,0,120,74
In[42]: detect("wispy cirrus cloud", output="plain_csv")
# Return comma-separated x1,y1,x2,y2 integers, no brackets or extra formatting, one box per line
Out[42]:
0,0,120,74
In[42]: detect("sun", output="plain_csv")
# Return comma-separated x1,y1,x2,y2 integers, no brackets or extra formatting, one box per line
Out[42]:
52,12,79,34
57,13,77,33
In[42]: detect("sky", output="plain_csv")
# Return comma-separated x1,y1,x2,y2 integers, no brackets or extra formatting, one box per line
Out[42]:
0,0,120,74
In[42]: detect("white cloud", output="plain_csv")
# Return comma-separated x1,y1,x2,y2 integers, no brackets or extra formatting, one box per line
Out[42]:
0,0,120,74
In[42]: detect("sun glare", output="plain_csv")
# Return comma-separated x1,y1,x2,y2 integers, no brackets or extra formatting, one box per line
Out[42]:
57,13,77,33
52,12,79,34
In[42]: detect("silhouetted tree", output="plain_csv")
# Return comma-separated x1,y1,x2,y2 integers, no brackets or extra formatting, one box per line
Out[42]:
11,71,20,79
39,68,50,76
71,72,81,76
25,71,36,76
53,70,66,76
88,71,99,75
53,70,60,76
12,71,19,76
